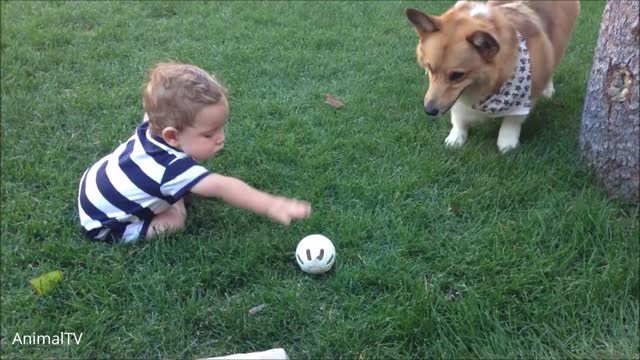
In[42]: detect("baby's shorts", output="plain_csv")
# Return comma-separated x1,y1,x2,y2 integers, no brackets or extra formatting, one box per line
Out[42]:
82,218,151,244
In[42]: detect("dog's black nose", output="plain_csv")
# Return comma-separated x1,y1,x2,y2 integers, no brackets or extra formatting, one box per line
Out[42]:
424,102,439,116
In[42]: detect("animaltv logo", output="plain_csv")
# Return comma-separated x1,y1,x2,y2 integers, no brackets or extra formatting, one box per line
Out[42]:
12,332,83,346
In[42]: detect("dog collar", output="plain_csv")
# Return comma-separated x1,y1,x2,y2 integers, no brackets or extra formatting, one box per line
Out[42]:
472,33,532,117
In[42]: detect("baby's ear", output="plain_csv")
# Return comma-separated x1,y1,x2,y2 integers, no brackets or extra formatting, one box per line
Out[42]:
161,127,180,147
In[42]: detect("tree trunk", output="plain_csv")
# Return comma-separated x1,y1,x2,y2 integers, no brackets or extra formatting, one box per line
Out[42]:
579,0,639,204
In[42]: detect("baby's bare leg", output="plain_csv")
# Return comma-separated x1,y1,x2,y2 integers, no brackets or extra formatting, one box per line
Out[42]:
146,198,187,239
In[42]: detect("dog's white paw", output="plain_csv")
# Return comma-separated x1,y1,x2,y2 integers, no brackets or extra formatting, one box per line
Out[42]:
542,81,555,98
497,116,524,154
444,128,468,147
497,137,519,153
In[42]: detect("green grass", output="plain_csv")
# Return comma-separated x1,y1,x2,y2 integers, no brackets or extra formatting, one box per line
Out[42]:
1,1,638,358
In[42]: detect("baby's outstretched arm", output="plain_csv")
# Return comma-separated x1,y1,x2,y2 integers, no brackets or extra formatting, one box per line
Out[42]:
190,174,311,225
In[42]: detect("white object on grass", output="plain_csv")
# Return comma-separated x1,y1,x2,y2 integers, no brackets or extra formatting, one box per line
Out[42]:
199,347,288,360
295,234,336,274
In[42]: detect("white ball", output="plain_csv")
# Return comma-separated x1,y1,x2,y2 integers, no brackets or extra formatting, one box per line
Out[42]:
295,234,336,274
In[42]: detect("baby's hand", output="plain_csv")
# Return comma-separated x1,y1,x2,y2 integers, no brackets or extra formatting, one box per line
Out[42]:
267,197,311,226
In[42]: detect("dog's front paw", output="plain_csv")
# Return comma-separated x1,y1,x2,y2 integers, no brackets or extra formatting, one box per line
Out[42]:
445,129,468,147
497,137,519,153
497,116,523,154
542,81,555,98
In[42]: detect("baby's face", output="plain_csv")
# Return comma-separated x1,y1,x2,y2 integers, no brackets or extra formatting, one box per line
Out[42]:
176,99,229,162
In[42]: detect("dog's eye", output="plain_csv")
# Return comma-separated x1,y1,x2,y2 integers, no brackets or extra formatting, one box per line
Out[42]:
449,72,465,81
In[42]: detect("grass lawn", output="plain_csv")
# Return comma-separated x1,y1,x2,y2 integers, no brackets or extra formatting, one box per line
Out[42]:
1,1,638,358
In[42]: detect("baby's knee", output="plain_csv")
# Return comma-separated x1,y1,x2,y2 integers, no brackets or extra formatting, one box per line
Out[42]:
165,206,187,230
173,209,187,229
146,206,187,239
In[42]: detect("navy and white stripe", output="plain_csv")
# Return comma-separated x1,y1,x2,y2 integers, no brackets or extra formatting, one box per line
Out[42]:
78,118,209,242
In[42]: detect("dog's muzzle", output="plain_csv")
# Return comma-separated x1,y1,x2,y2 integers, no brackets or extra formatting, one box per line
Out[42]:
424,101,440,116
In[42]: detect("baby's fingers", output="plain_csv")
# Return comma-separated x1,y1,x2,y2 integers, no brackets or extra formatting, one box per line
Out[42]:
292,200,311,218
279,217,292,226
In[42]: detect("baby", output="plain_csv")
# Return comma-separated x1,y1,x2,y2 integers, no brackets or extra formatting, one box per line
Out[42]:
78,62,311,243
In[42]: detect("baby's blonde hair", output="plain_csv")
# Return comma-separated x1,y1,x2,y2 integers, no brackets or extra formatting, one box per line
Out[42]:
143,62,227,134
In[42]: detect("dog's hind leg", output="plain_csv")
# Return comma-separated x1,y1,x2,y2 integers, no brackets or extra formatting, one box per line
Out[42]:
497,115,527,153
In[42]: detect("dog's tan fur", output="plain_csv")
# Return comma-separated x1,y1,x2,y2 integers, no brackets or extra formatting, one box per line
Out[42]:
406,0,579,152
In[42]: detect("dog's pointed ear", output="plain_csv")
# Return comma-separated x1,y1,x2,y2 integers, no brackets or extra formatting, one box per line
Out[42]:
405,8,440,34
467,31,500,61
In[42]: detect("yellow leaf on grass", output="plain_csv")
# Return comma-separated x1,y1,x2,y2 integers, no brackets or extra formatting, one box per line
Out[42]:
324,94,344,109
30,271,63,296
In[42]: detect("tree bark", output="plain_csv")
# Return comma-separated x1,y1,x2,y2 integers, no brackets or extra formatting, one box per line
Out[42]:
579,0,639,204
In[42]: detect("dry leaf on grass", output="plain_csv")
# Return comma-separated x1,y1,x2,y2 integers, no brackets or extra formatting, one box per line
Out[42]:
248,303,266,316
324,94,344,109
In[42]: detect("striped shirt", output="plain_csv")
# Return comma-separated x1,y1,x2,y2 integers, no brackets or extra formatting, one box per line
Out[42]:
78,119,210,241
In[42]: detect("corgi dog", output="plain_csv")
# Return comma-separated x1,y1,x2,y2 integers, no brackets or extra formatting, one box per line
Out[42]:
405,0,579,153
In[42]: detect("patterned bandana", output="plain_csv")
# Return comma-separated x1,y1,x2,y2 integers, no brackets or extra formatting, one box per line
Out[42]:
472,33,532,117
